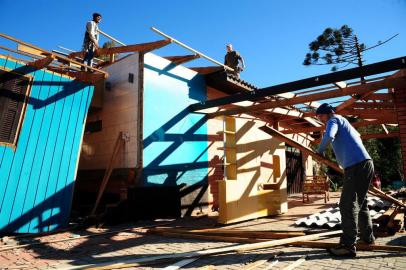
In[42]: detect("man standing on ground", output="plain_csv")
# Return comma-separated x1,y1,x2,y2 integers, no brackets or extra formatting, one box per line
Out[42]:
316,103,375,257
224,43,245,78
82,13,102,70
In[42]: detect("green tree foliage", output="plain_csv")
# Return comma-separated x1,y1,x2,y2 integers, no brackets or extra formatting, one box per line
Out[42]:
99,41,119,62
303,25,365,71
359,125,402,185
314,123,402,188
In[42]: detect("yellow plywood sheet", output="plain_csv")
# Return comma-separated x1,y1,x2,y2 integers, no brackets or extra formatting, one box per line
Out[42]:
218,117,288,224
17,44,45,57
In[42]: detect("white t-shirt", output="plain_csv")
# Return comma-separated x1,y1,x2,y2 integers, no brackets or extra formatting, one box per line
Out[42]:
86,21,99,45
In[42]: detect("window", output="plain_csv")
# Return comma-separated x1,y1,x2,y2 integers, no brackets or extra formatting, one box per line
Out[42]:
85,120,102,133
0,69,31,146
128,73,134,83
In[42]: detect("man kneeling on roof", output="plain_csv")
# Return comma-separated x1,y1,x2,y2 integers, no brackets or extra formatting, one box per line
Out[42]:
224,43,245,78
316,103,375,257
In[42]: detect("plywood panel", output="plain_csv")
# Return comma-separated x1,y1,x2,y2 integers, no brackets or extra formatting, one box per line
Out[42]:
217,114,288,224
0,57,94,233
79,54,139,170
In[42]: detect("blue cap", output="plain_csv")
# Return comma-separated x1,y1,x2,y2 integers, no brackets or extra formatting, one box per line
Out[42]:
316,103,335,115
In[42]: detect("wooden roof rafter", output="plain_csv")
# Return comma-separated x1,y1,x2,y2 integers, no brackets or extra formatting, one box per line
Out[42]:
282,117,398,135
0,33,108,84
164,54,200,66
68,39,171,59
207,75,405,117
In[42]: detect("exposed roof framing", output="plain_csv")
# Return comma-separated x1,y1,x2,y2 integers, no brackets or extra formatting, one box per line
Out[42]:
0,33,107,84
189,56,406,111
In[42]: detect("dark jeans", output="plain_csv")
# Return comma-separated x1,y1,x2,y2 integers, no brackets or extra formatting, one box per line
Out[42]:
82,43,95,69
340,159,375,246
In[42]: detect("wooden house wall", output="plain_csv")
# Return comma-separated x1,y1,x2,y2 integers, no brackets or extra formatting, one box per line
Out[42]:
79,54,140,170
0,56,94,233
142,53,208,187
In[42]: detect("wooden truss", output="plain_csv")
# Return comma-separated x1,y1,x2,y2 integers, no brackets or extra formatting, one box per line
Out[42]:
0,33,108,84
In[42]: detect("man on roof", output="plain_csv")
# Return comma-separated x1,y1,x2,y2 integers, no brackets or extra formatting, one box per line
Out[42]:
82,12,102,70
316,103,375,257
224,43,245,78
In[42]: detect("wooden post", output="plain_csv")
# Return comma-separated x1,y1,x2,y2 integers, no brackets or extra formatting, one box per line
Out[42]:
90,132,125,216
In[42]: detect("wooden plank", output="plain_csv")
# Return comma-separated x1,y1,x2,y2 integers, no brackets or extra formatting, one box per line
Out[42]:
164,54,200,66
17,44,48,57
150,231,260,243
54,81,93,229
49,79,86,231
21,73,62,232
8,70,54,233
368,186,406,208
0,33,107,75
259,126,343,174
81,230,342,270
362,93,394,101
282,118,398,134
91,132,125,216
27,75,69,232
190,66,223,74
26,55,55,70
0,64,45,231
148,228,306,239
68,40,171,58
350,102,395,109
313,131,400,144
335,91,377,112
290,241,406,252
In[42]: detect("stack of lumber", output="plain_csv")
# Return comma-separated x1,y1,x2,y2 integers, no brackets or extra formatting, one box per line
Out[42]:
147,227,406,253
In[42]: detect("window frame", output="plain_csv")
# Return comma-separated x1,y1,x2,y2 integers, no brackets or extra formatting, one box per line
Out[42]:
0,64,33,150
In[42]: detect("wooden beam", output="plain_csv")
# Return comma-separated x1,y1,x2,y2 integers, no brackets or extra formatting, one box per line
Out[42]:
303,108,395,118
84,230,342,270
26,55,55,69
283,118,398,134
313,131,400,143
148,227,306,239
91,132,125,216
68,39,171,58
189,57,406,112
151,27,235,72
0,33,107,75
17,44,49,57
209,77,405,117
190,66,223,74
290,241,406,253
64,70,107,84
362,93,394,101
335,91,378,112
164,54,200,65
259,125,343,173
350,102,395,109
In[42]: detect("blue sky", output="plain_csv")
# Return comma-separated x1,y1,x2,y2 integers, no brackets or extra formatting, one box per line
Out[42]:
0,0,405,88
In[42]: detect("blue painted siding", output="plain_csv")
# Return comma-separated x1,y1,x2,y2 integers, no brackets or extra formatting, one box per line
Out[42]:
0,57,94,233
142,53,209,186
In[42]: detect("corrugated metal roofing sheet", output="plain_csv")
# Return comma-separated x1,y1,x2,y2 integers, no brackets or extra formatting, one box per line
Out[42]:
295,196,391,228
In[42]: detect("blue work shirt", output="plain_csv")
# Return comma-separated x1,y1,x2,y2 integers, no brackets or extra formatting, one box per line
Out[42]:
318,115,371,169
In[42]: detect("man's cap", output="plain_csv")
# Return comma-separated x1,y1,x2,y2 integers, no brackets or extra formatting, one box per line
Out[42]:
316,103,335,115
226,43,232,47
93,13,102,18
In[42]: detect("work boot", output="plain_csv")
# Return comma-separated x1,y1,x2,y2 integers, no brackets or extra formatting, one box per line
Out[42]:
328,243,356,257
